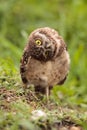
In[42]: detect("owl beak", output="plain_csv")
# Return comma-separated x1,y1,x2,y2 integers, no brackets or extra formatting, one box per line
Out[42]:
45,43,51,48
42,51,48,59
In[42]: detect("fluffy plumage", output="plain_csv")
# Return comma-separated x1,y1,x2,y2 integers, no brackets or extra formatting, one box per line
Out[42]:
20,27,70,101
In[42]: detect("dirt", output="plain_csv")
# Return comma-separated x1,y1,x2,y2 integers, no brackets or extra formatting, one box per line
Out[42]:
0,87,83,130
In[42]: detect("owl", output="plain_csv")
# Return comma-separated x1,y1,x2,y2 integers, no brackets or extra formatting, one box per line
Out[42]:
20,27,70,102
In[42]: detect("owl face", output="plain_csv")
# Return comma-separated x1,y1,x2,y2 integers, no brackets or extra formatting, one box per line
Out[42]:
28,28,57,61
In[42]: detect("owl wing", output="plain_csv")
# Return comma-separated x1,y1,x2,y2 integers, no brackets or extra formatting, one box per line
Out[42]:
56,38,68,85
57,76,67,85
20,46,31,85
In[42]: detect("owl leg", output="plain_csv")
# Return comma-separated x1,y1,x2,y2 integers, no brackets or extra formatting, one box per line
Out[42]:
46,86,50,104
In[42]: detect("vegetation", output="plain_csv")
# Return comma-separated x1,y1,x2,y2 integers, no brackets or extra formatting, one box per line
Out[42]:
0,0,87,129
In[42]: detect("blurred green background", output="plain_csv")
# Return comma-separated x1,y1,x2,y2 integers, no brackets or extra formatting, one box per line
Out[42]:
0,0,87,106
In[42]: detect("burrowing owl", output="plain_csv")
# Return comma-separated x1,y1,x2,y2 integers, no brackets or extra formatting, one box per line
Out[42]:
20,27,70,101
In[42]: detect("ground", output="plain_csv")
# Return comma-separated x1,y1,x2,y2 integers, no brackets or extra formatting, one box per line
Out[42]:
0,73,86,130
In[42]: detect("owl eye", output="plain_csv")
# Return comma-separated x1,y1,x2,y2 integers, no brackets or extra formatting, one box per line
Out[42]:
45,51,48,56
35,40,42,45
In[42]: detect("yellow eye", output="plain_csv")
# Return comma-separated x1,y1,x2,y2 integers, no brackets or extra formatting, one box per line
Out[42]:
35,40,42,45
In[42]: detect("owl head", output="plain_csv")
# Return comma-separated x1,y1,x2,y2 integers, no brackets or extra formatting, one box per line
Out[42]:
27,27,66,61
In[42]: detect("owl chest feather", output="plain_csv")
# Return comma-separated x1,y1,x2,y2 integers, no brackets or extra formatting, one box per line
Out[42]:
25,58,52,87
24,50,70,88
